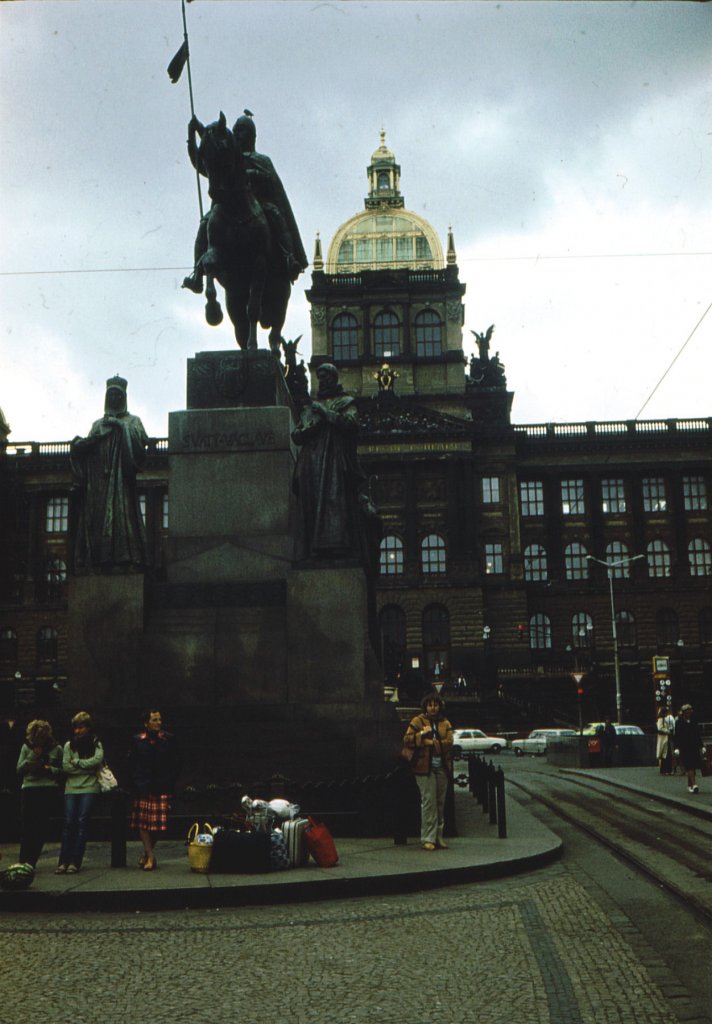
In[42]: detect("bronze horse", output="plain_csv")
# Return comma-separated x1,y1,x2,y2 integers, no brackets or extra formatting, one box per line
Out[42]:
194,113,290,352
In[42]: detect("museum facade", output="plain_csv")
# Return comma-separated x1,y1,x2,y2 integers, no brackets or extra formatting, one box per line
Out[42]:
1,135,710,726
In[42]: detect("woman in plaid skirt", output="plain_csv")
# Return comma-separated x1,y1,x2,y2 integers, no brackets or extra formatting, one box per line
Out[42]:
127,710,180,871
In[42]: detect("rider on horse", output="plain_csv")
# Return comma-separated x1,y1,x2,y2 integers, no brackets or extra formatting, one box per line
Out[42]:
184,110,307,294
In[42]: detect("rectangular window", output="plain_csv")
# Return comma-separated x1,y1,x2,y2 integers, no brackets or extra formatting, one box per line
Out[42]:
485,543,503,574
376,237,392,262
643,477,667,512
683,475,707,511
601,478,626,514
561,479,585,515
482,477,500,504
355,238,371,263
396,236,412,260
162,493,169,530
520,481,544,517
46,496,69,533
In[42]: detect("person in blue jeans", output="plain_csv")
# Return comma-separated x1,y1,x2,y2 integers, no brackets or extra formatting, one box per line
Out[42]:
56,711,104,874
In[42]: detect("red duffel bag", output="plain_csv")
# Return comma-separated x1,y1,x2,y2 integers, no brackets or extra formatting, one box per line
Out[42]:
304,816,339,867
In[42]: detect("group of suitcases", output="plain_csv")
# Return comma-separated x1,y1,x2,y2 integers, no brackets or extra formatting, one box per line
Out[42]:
187,799,339,874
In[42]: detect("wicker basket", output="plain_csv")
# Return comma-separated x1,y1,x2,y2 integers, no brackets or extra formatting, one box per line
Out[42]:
187,822,214,874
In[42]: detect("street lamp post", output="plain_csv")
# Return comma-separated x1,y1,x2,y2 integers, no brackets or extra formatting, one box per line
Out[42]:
587,553,645,725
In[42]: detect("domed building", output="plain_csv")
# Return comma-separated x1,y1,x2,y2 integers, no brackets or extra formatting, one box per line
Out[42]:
307,132,467,406
0,134,710,735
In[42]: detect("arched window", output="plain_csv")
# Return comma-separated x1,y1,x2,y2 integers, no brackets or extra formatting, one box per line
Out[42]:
0,628,18,661
379,604,406,686
414,310,442,357
656,608,679,646
564,542,589,580
529,613,552,650
331,313,359,361
422,604,450,680
699,607,712,646
379,535,404,576
373,311,400,358
616,610,637,648
37,626,58,662
571,612,593,648
524,544,548,582
421,534,446,575
45,559,67,602
606,541,631,577
337,240,353,264
688,538,711,577
647,539,671,578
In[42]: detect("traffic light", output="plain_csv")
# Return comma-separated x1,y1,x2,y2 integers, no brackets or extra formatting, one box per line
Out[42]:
577,687,584,697
517,624,525,642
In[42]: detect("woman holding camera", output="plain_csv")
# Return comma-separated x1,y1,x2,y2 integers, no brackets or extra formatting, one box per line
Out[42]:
403,692,454,850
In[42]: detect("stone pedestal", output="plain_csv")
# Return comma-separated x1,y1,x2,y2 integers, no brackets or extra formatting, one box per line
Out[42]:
66,348,399,779
287,566,380,704
67,573,145,707
167,404,297,582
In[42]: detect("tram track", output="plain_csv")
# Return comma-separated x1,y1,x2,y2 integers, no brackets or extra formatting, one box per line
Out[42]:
507,767,712,932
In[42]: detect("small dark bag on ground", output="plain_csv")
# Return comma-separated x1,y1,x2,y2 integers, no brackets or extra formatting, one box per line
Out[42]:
209,828,271,874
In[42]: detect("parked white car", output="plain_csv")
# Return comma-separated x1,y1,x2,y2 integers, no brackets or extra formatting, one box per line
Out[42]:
582,723,644,736
512,728,577,756
451,729,508,757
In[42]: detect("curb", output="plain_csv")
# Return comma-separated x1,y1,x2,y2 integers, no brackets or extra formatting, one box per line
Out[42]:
0,841,562,914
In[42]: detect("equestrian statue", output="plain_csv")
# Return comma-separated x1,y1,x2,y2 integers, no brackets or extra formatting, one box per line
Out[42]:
184,110,307,352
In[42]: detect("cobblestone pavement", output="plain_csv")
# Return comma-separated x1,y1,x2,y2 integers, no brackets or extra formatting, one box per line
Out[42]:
0,867,692,1024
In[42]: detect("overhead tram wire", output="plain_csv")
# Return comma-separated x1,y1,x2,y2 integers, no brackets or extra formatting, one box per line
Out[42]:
1,249,710,278
0,267,192,277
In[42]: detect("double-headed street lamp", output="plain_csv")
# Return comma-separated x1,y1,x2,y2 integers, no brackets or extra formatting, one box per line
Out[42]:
587,553,645,724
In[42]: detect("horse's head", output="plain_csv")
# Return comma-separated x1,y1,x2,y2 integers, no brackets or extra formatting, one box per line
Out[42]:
198,112,241,192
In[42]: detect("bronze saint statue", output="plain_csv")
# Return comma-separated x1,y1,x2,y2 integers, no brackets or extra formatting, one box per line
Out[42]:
292,364,369,561
183,110,307,352
70,376,148,572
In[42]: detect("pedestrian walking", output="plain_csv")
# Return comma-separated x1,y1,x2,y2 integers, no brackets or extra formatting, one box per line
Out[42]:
56,711,104,874
656,706,675,775
598,718,617,768
674,704,706,794
127,709,180,871
403,692,453,851
16,719,63,868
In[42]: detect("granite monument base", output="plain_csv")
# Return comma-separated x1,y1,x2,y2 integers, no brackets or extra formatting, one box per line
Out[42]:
67,572,145,708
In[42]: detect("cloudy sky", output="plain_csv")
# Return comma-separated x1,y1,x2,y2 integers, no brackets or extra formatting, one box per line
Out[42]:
1,0,710,442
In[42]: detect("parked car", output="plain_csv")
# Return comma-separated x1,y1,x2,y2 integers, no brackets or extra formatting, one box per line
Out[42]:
581,722,644,736
512,728,578,756
451,729,508,758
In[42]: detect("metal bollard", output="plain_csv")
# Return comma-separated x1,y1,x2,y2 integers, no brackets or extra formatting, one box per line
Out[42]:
488,761,497,825
495,767,507,838
110,789,128,868
479,758,489,814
